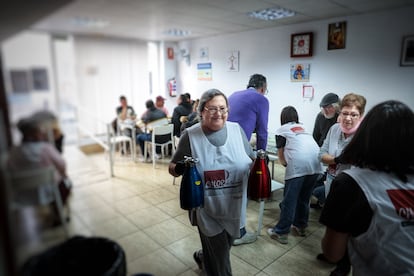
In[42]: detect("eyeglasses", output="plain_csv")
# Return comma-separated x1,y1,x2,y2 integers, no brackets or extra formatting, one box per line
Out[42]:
340,112,360,119
204,106,228,115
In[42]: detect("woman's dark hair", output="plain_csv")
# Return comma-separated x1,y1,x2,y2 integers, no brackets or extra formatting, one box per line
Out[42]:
145,99,155,109
179,94,189,104
341,100,414,182
280,106,299,125
246,74,266,89
198,89,228,116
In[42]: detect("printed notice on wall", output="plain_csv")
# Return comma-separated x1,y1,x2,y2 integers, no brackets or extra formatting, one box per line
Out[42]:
197,63,212,81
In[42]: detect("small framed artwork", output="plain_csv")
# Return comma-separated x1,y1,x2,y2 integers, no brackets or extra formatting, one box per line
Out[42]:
227,50,239,72
328,21,346,50
200,47,209,59
10,70,30,93
290,63,310,82
400,35,414,66
31,68,49,90
291,32,313,57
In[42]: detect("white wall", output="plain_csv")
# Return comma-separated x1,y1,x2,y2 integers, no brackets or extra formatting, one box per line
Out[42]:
177,7,414,133
74,36,148,133
2,7,414,141
1,31,57,124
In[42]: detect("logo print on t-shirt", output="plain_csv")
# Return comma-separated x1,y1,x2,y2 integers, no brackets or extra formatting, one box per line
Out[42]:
204,170,227,189
386,189,414,226
290,126,305,133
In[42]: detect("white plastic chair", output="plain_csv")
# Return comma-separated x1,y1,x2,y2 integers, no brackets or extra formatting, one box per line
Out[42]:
107,122,135,161
144,124,175,168
7,166,70,238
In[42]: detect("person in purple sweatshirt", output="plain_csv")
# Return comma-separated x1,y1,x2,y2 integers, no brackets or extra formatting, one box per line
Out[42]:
228,73,270,246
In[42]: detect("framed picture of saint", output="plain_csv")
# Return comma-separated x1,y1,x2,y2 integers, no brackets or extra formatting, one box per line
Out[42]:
328,21,346,50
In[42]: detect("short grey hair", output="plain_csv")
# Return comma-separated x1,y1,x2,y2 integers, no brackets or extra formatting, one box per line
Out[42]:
198,89,228,116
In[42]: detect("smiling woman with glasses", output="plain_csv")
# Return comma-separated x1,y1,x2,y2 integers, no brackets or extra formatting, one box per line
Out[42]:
316,92,366,276
168,88,255,275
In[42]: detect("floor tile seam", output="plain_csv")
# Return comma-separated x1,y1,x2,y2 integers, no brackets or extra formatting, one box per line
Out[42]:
126,247,190,276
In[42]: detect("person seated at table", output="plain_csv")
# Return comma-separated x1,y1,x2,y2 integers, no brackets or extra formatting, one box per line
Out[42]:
112,95,136,136
7,116,71,226
172,94,193,137
180,98,200,133
155,95,169,116
136,99,167,161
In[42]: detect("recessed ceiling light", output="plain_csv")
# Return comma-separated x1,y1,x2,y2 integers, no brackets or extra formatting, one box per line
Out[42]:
248,7,296,21
164,28,191,37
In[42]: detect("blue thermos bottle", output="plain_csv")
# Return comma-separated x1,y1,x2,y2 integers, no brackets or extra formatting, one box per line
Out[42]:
180,156,204,210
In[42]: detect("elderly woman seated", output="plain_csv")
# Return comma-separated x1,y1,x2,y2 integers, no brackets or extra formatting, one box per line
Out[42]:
7,115,70,226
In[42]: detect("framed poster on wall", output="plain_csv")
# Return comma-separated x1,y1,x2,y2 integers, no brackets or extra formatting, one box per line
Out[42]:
400,35,414,66
290,63,310,82
328,21,346,50
31,68,49,90
10,70,30,93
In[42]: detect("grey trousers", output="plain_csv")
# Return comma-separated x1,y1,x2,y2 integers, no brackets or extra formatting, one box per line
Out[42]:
198,228,233,276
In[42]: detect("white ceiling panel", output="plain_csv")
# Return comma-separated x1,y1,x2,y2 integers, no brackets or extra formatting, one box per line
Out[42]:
2,0,412,42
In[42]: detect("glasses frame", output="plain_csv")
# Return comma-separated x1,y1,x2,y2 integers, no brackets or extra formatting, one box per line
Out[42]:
204,106,228,115
340,111,360,119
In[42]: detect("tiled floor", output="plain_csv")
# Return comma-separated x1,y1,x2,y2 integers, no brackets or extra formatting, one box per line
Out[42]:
13,144,336,275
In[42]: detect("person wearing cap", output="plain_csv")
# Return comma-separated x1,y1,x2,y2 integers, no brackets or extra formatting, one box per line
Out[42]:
313,93,341,147
311,93,341,210
227,73,270,246
155,95,169,116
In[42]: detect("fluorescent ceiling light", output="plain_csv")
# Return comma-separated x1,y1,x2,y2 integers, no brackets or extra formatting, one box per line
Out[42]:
164,28,192,37
71,16,110,29
248,7,296,21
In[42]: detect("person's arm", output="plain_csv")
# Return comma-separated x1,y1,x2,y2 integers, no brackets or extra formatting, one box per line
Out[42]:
319,127,336,165
277,148,286,167
255,98,269,150
118,107,127,120
312,114,322,145
275,135,287,167
321,228,349,263
129,106,137,120
319,173,373,262
238,125,255,160
168,131,191,176
43,143,67,178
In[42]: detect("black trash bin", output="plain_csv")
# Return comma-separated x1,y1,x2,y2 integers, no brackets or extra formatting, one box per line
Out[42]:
21,236,126,276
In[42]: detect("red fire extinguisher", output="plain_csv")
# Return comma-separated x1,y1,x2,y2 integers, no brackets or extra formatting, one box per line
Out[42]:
248,149,271,201
168,78,177,97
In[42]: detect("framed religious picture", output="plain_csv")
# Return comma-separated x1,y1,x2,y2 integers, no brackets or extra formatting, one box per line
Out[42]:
290,63,310,82
291,32,313,57
328,21,347,50
400,35,414,66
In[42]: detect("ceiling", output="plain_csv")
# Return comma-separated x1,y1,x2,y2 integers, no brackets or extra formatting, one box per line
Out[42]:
3,0,414,43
